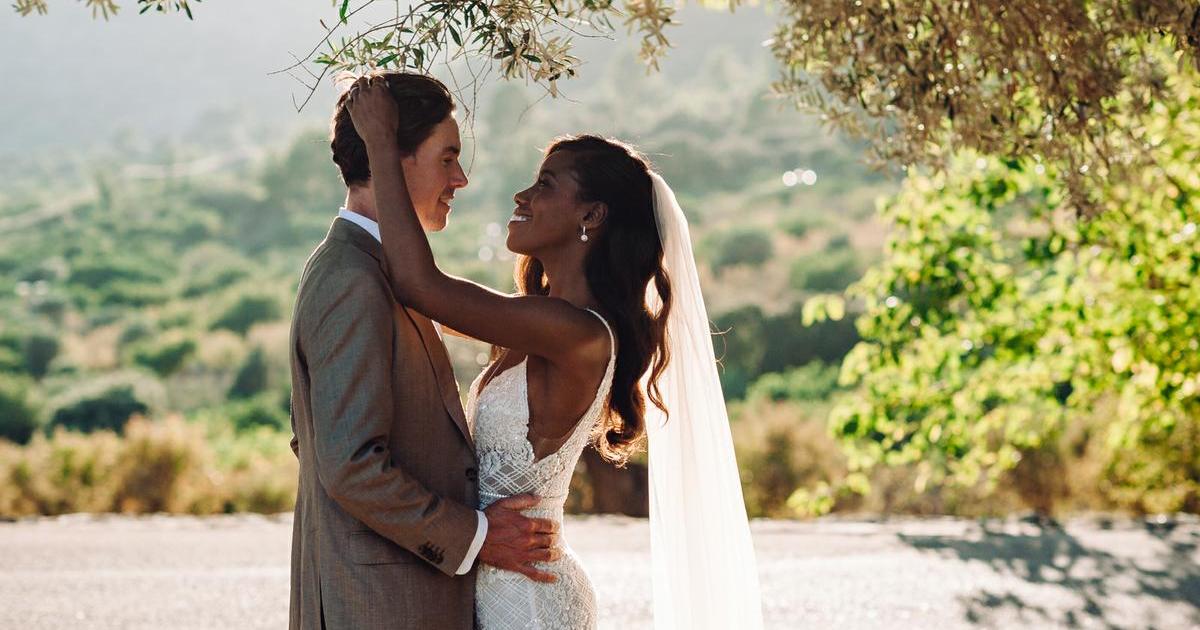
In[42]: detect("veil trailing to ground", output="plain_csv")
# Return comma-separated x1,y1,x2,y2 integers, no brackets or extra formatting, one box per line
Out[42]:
644,172,764,629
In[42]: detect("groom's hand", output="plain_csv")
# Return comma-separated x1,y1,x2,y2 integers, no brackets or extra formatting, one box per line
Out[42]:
479,494,561,583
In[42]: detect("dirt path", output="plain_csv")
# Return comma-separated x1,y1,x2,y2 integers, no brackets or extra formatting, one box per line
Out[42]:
0,514,1196,629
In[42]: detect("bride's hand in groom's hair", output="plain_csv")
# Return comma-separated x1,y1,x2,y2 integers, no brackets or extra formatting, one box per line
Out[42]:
345,75,399,150
479,494,561,583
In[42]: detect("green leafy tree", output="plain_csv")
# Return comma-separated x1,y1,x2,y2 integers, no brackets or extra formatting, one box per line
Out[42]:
210,294,281,336
0,375,41,445
131,337,196,377
228,347,270,400
708,228,774,276
809,47,1200,515
50,386,149,434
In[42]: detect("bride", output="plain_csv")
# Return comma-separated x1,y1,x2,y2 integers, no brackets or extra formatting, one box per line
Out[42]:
346,76,762,629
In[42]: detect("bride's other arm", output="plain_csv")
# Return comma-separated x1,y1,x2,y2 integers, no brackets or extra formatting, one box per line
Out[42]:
346,78,607,363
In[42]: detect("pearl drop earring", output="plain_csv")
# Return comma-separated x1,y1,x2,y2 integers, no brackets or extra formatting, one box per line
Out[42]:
580,225,589,242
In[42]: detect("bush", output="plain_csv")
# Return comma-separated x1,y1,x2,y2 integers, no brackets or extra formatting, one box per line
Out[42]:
0,415,298,517
48,372,164,434
211,294,281,335
782,215,822,239
0,330,60,379
746,362,841,403
825,233,852,251
0,375,40,445
731,400,847,518
131,337,196,377
182,266,249,298
228,347,270,399
227,395,289,433
790,249,862,292
707,228,774,275
0,346,24,374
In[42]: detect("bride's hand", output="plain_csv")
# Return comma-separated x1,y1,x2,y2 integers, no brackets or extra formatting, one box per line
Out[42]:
345,75,399,149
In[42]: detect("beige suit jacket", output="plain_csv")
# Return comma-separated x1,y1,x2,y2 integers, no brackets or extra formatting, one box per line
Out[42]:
288,218,480,629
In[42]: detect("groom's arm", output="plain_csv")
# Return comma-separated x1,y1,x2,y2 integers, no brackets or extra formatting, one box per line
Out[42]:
302,260,479,576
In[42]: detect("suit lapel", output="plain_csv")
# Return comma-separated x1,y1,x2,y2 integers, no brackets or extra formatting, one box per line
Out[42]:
401,304,474,452
329,216,475,451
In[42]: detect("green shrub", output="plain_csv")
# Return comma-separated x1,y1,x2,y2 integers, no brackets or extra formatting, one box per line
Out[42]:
182,266,250,298
825,233,852,251
228,394,289,433
0,417,298,517
782,215,822,239
0,375,40,445
117,320,156,348
790,249,862,292
51,387,147,434
211,294,281,335
731,400,847,518
707,228,774,275
746,362,841,403
48,372,164,434
228,347,270,399
0,346,24,374
0,330,60,379
131,337,196,377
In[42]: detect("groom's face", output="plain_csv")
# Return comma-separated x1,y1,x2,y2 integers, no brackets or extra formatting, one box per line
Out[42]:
399,115,468,231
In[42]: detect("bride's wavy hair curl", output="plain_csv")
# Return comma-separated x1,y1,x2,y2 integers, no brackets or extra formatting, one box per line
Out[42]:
514,135,672,465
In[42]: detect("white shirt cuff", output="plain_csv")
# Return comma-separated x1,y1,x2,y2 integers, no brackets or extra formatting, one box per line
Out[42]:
454,510,488,575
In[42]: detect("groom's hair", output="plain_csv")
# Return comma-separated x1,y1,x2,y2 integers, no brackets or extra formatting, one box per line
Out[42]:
330,72,456,187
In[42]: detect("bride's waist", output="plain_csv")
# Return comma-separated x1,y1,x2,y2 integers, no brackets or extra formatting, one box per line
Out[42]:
479,489,567,515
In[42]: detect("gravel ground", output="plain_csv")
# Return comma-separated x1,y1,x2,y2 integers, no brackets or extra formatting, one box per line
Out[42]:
1,514,1197,629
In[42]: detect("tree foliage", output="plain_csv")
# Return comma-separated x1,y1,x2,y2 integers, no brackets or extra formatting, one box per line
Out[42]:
13,0,199,19
770,1,1200,207
21,0,1200,195
814,48,1200,514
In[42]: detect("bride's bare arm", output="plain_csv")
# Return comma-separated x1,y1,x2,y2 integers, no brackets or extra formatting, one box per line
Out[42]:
345,78,606,364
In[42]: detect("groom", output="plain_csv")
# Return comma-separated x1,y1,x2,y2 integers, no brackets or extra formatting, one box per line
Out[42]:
288,72,557,629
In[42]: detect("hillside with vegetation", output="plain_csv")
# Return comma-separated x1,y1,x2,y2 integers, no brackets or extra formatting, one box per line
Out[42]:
0,48,895,517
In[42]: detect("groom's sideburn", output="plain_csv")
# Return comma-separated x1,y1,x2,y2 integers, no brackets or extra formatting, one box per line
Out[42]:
287,217,480,630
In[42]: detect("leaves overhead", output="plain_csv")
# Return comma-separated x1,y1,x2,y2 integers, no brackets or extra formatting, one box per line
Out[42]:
19,0,1200,200
769,0,1200,208
13,0,201,19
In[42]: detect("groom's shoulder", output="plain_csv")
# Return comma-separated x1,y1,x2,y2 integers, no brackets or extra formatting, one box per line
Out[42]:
299,237,387,298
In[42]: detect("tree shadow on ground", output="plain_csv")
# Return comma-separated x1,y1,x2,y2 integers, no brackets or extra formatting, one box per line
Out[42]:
897,520,1200,629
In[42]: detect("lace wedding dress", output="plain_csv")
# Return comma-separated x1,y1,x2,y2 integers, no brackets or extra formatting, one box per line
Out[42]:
470,308,615,630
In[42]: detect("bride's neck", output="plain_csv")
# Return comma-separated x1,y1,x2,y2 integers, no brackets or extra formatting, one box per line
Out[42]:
539,251,596,309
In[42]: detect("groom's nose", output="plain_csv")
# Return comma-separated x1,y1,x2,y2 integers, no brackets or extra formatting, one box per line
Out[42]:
449,160,468,190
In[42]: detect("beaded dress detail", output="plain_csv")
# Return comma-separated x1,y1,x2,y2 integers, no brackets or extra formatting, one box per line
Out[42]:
471,309,615,630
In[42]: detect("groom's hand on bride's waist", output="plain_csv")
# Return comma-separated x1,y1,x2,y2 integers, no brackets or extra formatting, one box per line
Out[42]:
479,494,561,583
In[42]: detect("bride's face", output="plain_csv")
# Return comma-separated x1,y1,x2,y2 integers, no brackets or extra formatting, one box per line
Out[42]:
507,151,591,255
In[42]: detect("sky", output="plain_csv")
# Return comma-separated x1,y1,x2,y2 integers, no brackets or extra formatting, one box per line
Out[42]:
1,2,775,158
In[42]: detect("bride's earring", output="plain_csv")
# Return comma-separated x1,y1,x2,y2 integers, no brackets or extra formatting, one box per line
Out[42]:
580,225,589,242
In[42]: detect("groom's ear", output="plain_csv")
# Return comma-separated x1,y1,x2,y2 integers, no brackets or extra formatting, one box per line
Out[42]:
582,202,608,229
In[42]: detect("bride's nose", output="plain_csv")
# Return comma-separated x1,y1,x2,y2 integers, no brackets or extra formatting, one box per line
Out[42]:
514,187,530,205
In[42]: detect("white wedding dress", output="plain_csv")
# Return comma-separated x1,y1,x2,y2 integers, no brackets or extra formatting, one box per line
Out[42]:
471,308,615,630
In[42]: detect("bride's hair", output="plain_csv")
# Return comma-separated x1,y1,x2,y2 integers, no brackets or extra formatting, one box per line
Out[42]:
514,135,672,465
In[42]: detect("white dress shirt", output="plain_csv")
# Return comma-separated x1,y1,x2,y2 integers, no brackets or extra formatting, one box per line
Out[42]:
337,208,488,575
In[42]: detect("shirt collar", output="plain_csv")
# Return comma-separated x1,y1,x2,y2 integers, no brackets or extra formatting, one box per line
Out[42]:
337,207,381,243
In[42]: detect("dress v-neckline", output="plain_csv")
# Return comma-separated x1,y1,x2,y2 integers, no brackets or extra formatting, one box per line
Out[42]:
471,308,616,465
